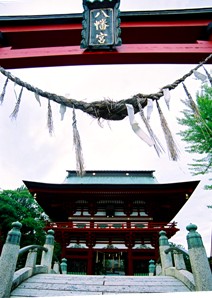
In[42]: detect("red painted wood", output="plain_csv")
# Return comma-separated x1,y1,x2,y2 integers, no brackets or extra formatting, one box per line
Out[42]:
87,249,93,275
1,42,212,69
127,248,133,276
0,11,211,68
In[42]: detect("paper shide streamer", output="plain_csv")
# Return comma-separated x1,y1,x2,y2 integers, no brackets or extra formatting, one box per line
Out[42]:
60,104,67,121
34,92,41,106
0,53,211,121
163,88,171,110
126,103,154,147
0,54,212,174
137,99,165,157
146,98,153,121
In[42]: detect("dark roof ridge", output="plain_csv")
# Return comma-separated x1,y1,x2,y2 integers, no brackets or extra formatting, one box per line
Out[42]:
66,170,155,173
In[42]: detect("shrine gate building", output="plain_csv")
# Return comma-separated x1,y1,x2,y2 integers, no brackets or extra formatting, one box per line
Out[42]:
24,170,199,275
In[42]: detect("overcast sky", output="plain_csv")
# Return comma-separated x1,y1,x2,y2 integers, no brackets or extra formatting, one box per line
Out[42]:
0,0,212,15
0,0,211,255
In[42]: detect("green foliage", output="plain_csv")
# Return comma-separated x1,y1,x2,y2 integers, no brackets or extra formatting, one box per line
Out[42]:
0,186,46,247
178,85,212,188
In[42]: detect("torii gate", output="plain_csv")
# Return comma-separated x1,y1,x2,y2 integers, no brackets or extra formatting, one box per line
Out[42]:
0,7,212,69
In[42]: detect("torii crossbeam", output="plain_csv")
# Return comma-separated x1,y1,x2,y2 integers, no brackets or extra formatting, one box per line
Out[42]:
0,8,212,69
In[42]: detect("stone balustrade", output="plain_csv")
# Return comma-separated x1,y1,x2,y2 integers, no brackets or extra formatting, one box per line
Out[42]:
158,224,212,291
1,221,212,296
0,222,56,298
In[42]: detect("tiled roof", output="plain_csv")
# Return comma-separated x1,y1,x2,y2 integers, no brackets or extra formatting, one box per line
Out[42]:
64,170,158,184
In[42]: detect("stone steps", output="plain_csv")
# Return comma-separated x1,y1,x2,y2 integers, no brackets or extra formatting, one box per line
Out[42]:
10,274,191,296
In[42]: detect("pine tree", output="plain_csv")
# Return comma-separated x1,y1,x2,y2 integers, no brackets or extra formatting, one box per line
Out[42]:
178,85,212,190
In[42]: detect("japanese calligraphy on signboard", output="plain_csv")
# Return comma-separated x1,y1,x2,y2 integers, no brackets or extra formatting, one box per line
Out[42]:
81,0,122,50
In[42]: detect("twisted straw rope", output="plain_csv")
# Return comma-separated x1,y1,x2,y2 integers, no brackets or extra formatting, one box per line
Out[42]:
0,53,212,120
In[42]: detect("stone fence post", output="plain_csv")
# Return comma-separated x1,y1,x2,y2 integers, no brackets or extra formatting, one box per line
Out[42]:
156,263,162,276
41,229,55,273
159,230,173,275
25,248,37,268
53,261,60,274
60,258,67,274
0,221,22,298
173,251,186,270
186,223,212,291
149,259,156,276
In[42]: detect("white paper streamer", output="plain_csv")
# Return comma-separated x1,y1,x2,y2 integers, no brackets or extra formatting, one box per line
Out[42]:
126,104,154,146
34,92,41,106
163,88,171,110
193,70,207,82
59,104,66,120
146,98,153,121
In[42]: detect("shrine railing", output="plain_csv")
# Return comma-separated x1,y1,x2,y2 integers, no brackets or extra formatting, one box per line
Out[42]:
158,225,212,291
47,221,177,230
0,222,58,298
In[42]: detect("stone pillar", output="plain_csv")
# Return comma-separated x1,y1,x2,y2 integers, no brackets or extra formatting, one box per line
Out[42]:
156,263,162,276
186,223,212,291
41,229,55,273
0,221,22,298
25,249,37,268
60,258,67,274
159,230,173,275
53,261,60,274
173,251,186,270
149,259,156,276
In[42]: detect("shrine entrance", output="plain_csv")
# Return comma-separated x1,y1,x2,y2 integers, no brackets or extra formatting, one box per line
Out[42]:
24,170,199,276
94,250,127,276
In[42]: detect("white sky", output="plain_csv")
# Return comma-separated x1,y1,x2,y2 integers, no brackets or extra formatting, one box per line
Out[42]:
0,0,212,15
0,0,211,255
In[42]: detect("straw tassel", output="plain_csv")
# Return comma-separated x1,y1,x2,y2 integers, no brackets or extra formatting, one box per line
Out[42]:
156,100,179,161
10,86,23,119
137,100,164,157
72,107,85,176
0,77,9,104
182,83,199,115
47,99,54,135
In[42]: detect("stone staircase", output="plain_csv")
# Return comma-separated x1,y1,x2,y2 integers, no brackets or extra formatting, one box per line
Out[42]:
1,223,212,297
10,274,191,297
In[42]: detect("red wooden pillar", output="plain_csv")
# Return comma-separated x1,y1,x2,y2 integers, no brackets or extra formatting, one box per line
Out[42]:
61,231,67,258
125,232,134,275
87,248,93,275
86,232,95,275
127,247,133,275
